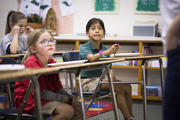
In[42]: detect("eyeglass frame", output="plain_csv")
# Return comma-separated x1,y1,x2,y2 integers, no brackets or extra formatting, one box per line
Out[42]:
40,39,56,47
18,24,27,29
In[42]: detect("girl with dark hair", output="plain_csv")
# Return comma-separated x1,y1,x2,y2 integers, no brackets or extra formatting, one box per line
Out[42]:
80,18,134,120
0,10,33,56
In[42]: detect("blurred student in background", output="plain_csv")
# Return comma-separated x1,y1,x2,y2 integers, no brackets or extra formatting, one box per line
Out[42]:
160,0,180,120
0,10,33,56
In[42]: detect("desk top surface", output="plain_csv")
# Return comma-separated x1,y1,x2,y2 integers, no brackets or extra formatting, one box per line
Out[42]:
0,51,64,59
0,54,25,58
100,54,164,61
0,58,125,82
0,54,164,83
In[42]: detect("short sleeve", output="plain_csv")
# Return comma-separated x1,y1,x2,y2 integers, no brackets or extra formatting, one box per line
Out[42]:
0,35,12,55
20,34,28,51
166,0,180,15
80,45,93,60
24,58,41,68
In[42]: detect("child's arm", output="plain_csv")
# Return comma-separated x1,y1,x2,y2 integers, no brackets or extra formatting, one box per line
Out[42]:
56,88,73,97
166,14,180,51
87,44,119,61
25,26,34,34
10,25,20,54
41,90,71,104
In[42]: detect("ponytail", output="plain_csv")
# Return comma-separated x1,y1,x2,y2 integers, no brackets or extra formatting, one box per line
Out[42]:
5,10,26,34
5,10,15,34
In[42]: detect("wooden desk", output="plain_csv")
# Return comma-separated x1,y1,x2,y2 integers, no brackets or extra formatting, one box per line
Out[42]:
0,58,125,120
0,54,25,59
0,55,164,120
101,54,164,120
127,55,164,120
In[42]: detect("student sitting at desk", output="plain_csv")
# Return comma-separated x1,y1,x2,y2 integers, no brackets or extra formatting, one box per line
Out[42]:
80,18,134,120
14,29,81,120
0,10,33,56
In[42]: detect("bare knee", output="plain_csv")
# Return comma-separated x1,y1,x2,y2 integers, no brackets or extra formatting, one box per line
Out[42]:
54,103,74,120
114,83,132,94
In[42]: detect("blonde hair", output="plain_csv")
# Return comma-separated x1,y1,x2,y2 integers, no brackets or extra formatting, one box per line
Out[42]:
5,10,26,34
22,29,53,63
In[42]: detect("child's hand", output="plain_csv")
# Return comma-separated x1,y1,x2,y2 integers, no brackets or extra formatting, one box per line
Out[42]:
71,97,87,119
11,25,20,35
109,44,120,54
72,97,81,111
72,97,87,113
25,26,34,34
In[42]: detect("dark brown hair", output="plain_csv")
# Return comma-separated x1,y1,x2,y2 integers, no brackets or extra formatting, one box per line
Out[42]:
86,17,106,35
5,10,26,34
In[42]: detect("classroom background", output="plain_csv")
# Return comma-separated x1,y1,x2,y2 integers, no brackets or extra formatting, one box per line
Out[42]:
0,0,162,39
0,0,163,119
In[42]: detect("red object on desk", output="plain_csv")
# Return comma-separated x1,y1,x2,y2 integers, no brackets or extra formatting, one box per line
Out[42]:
114,40,119,56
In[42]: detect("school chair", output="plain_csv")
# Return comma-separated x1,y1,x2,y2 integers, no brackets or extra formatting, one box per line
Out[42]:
0,81,51,120
0,57,50,120
62,51,110,111
0,58,16,64
0,54,25,64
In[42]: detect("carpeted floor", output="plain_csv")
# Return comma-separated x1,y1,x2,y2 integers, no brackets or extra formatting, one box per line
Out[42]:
86,101,113,118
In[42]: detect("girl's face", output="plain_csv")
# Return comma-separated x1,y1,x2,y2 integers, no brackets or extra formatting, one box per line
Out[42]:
86,22,105,41
34,32,56,58
14,18,27,34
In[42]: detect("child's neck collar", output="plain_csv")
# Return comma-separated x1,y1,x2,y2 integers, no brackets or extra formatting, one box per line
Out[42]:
90,39,101,49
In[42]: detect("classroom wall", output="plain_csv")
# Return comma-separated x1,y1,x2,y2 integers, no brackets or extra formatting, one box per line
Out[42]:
73,0,162,37
0,0,18,39
0,0,162,39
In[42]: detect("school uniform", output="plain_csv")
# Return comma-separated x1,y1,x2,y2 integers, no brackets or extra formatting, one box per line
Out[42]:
0,33,27,56
79,40,107,91
14,56,63,113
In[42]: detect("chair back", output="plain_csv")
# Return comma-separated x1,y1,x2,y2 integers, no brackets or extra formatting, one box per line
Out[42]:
62,51,80,62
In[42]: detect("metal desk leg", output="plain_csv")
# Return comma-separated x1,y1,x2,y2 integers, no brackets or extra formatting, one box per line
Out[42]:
87,68,106,110
69,73,74,92
77,71,86,120
158,58,164,96
17,81,33,120
105,65,120,120
31,76,43,120
65,72,69,90
6,83,13,108
142,60,148,120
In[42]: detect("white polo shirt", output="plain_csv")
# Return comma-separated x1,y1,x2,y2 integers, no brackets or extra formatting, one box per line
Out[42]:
160,0,180,54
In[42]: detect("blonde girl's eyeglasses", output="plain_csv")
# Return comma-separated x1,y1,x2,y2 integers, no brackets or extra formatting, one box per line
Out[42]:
40,39,56,47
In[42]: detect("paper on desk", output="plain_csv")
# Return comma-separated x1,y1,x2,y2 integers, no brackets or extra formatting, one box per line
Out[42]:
0,64,25,71
48,60,87,66
110,53,140,57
